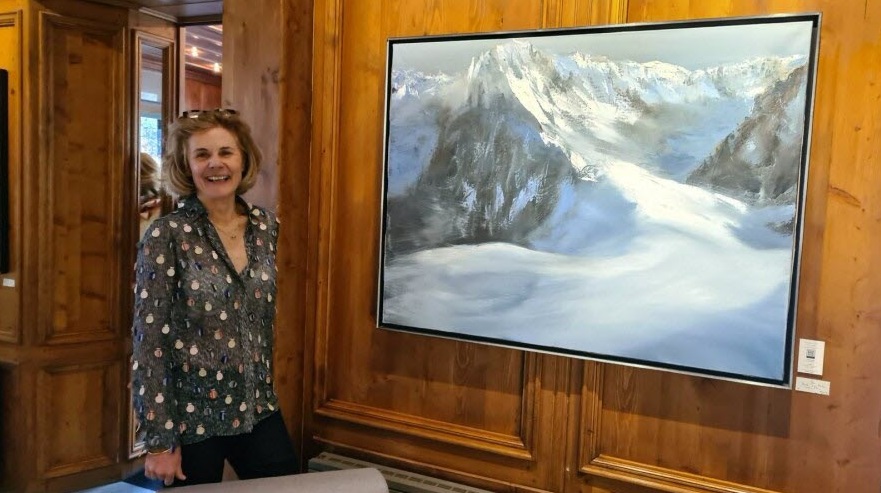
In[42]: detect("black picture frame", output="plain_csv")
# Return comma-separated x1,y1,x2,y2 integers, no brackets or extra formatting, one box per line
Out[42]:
0,68,9,274
376,14,821,387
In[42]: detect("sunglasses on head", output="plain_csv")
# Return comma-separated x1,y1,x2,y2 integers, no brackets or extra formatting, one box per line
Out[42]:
181,108,238,119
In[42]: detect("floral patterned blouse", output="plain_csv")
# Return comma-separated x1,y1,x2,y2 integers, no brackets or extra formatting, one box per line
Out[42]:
131,195,280,451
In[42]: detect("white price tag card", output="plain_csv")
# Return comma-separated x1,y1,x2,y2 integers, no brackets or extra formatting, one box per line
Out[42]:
795,377,830,395
797,338,825,375
1,278,14,288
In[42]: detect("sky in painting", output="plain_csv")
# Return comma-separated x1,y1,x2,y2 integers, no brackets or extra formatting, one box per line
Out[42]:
391,19,815,73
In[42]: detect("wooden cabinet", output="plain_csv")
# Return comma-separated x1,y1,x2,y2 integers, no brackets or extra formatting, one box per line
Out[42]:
0,1,174,491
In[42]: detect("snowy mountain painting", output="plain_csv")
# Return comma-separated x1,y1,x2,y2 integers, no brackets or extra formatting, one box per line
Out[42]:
378,17,819,385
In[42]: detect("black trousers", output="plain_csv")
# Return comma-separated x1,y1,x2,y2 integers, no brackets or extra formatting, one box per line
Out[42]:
169,411,299,487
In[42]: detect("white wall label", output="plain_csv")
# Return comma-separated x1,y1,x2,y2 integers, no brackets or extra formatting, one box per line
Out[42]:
1,278,14,288
797,338,825,375
795,376,830,395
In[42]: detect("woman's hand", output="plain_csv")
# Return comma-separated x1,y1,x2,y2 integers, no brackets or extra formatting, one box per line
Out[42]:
144,447,186,487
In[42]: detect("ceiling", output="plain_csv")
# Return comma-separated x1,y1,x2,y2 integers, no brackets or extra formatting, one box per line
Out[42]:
89,1,225,74
91,0,223,23
184,24,223,75
138,0,222,23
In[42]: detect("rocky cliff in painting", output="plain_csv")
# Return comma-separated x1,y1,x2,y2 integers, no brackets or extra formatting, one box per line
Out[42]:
686,65,808,208
383,40,810,256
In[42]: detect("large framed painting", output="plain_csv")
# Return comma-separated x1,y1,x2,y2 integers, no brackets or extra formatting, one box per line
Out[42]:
376,14,821,387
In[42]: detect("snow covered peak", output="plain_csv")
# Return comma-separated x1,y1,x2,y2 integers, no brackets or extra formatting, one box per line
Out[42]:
390,69,452,101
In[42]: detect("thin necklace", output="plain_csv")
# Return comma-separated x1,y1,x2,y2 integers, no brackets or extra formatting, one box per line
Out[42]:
211,217,244,240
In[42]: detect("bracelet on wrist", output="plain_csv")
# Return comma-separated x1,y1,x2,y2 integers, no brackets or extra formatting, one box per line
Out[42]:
146,446,174,456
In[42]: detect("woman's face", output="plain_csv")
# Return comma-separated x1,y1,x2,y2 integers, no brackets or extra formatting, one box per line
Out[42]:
187,126,244,202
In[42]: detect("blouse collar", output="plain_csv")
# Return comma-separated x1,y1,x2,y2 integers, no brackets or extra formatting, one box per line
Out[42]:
176,194,262,220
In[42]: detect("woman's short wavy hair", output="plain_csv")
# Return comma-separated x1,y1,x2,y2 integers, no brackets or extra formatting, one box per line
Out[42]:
162,109,262,197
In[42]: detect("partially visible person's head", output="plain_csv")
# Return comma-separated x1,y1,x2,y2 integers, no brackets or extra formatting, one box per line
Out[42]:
140,152,162,203
162,109,262,197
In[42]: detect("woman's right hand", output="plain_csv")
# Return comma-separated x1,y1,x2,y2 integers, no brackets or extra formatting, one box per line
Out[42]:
144,447,186,487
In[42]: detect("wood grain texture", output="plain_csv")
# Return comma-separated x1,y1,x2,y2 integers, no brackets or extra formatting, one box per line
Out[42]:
0,10,22,344
37,11,125,345
37,362,120,478
223,0,282,211
182,74,221,112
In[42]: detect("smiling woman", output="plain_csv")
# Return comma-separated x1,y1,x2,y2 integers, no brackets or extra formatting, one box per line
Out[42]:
130,108,300,486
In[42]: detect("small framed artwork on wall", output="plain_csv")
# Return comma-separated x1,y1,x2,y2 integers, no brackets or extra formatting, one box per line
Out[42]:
376,14,821,387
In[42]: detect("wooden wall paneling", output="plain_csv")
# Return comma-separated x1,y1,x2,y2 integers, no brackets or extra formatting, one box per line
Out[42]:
274,0,314,469
0,10,22,345
0,364,28,492
560,0,627,26
0,0,136,491
223,0,283,211
305,0,343,467
36,11,125,345
183,71,221,112
36,361,120,478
